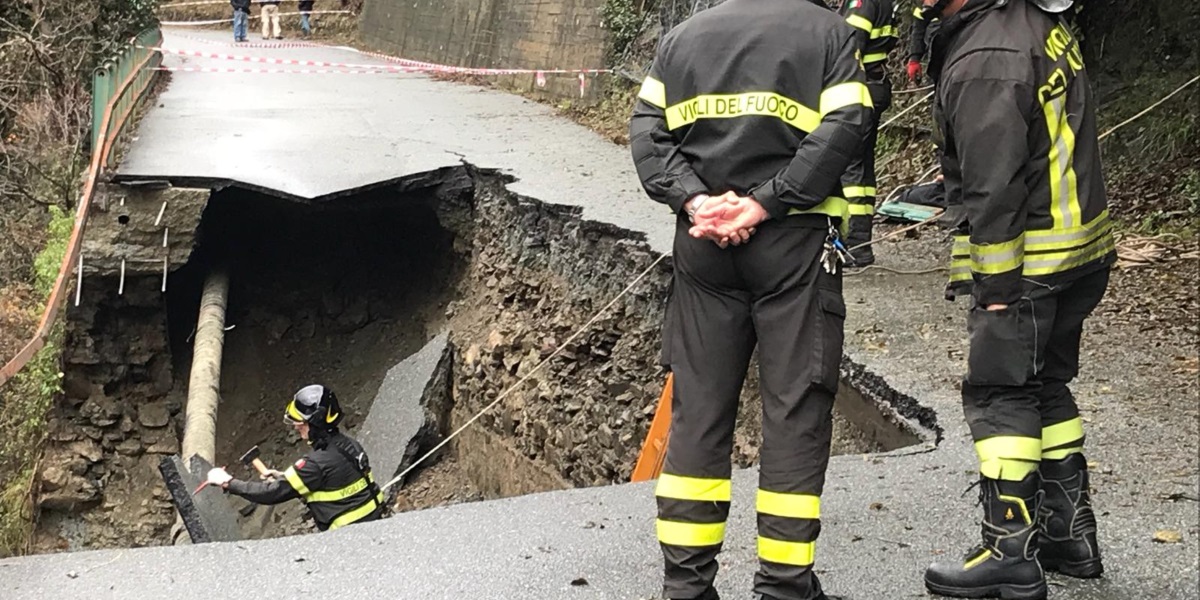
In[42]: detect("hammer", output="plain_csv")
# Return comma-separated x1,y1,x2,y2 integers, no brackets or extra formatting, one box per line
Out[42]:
240,445,274,479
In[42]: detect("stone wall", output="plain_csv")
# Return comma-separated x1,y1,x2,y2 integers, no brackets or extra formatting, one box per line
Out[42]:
359,0,610,100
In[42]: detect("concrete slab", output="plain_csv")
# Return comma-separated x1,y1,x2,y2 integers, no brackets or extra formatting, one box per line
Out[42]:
118,28,674,251
158,455,242,544
357,332,453,489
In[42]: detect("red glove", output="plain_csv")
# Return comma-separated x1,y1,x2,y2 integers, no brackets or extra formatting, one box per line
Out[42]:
906,59,922,84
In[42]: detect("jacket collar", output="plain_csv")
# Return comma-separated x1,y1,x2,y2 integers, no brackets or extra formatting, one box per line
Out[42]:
928,0,1010,82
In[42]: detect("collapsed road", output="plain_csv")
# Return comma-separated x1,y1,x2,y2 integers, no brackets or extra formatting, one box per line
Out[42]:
2,27,1196,600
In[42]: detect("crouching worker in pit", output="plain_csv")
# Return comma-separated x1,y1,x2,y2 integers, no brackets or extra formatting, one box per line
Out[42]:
205,384,386,531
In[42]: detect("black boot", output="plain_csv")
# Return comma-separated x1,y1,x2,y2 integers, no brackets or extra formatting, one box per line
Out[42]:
925,473,1047,600
1039,453,1103,578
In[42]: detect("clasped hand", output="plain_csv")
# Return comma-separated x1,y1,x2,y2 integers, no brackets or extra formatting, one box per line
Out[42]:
688,192,769,248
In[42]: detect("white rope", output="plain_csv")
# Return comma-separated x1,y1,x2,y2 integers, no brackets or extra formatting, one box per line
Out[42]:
1098,74,1199,141
379,252,670,492
879,91,934,131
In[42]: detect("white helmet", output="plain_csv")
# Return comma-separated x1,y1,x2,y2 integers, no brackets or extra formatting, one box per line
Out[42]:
1029,0,1074,13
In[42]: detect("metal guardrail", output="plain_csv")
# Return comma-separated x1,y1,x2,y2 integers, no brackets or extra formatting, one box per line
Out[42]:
0,28,164,387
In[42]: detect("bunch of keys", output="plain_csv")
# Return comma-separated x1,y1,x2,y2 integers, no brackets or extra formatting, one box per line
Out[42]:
820,220,854,274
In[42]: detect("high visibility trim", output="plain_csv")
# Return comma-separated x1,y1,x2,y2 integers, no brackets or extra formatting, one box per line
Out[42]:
970,234,1025,275
657,520,726,547
913,6,926,19
846,14,873,32
949,264,972,282
1043,95,1082,230
757,490,820,520
998,495,1033,524
638,76,667,109
976,436,1041,480
284,466,311,497
328,491,384,530
870,25,897,39
758,536,815,566
1042,417,1084,450
1042,446,1083,460
306,476,369,503
964,550,992,570
787,195,850,226
820,82,872,116
863,52,889,63
285,400,305,422
1025,209,1110,250
842,185,877,198
976,436,1042,462
848,203,875,216
665,92,820,132
1024,231,1114,276
655,473,732,502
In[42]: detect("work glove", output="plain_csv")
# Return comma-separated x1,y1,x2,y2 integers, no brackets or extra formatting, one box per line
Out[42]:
906,59,923,84
206,467,233,487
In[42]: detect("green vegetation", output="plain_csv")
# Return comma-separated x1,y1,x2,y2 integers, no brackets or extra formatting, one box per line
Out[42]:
0,207,71,558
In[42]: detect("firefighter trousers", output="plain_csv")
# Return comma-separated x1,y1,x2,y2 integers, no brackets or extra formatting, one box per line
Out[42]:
842,77,892,263
657,216,844,600
963,267,1110,481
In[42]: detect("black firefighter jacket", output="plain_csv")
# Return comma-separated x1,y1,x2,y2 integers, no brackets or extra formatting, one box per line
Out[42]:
931,0,1114,305
226,431,384,531
630,0,872,227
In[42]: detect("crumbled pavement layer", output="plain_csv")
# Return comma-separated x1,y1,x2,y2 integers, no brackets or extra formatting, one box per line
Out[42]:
358,332,453,490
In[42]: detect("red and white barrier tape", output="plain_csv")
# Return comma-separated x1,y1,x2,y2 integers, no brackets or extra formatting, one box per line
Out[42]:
166,32,327,48
149,45,612,77
161,10,351,25
155,67,402,74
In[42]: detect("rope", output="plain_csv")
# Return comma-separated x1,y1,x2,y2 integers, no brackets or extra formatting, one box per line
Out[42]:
1098,74,1199,141
379,252,670,492
879,91,934,130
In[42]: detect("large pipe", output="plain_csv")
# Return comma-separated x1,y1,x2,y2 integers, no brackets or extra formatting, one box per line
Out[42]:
181,269,229,465
172,268,229,545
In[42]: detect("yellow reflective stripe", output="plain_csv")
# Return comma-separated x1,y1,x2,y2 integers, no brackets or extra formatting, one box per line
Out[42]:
286,400,305,422
951,235,970,257
1026,209,1110,250
913,6,925,19
757,490,820,519
1042,447,1081,460
758,537,815,566
848,203,874,216
306,477,369,503
970,234,1025,275
657,520,726,547
1024,231,1114,276
975,436,1042,462
1042,417,1084,450
842,186,876,198
949,265,972,283
328,492,384,530
998,495,1033,524
981,459,1039,481
655,474,731,502
864,52,889,63
820,82,872,115
665,92,819,132
638,76,666,109
870,25,897,39
284,466,311,497
788,195,849,221
1043,95,1082,229
846,14,873,32
964,549,992,570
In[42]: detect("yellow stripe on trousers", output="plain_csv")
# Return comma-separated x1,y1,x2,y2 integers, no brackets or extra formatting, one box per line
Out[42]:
657,520,726,547
758,537,815,566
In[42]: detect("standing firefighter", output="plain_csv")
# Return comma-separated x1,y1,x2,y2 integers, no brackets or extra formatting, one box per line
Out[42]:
204,385,386,532
629,0,871,598
922,0,1112,598
905,2,939,85
837,0,899,265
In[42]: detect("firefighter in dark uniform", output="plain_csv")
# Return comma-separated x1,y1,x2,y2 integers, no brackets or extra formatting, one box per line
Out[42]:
921,0,1111,598
629,1,871,598
205,385,386,532
905,2,939,85
837,0,899,266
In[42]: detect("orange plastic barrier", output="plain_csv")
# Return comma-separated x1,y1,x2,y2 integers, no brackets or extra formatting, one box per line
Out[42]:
631,373,672,482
